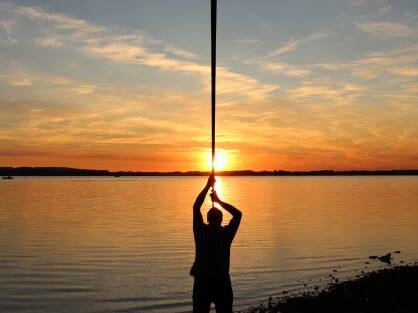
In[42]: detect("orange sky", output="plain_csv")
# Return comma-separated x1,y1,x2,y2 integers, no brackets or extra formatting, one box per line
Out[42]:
1,2,418,171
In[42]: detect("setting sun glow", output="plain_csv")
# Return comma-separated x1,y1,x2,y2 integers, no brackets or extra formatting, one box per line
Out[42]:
207,150,229,171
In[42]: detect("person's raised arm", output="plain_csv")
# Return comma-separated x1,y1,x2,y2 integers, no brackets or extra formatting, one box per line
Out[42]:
210,191,242,240
193,175,215,225
210,191,242,220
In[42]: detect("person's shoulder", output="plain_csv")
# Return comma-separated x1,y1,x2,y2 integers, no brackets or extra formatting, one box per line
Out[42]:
195,220,208,229
221,225,230,232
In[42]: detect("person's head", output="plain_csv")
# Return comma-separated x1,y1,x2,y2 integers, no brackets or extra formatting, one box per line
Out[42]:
207,207,223,227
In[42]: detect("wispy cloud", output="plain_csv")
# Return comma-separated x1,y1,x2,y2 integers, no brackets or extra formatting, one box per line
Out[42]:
285,81,364,101
12,3,104,33
0,84,213,170
164,46,198,60
355,21,414,38
268,39,297,57
1,2,277,102
267,32,332,58
0,73,32,86
402,83,418,94
310,44,418,81
34,35,62,47
0,70,97,95
389,66,418,77
257,31,333,77
260,62,311,77
0,18,18,43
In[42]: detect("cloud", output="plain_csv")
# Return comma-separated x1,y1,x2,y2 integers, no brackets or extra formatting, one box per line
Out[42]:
164,46,198,60
205,89,418,170
260,62,311,77
268,39,297,57
267,32,332,58
0,70,98,97
216,67,278,100
2,70,418,171
13,4,104,33
1,3,277,102
285,68,311,77
389,67,418,77
0,73,33,86
8,75,32,86
351,45,418,79
1,2,418,171
81,40,278,99
311,44,418,81
355,21,414,38
34,36,62,47
285,81,364,101
0,18,18,43
250,36,318,77
300,32,333,43
0,86,214,171
402,83,418,94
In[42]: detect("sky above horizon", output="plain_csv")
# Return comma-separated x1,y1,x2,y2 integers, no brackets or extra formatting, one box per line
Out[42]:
1,0,418,171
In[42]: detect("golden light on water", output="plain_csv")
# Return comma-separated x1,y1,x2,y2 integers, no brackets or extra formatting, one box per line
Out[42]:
213,176,223,197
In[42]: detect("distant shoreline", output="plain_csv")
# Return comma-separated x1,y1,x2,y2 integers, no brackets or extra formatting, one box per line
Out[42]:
1,167,418,176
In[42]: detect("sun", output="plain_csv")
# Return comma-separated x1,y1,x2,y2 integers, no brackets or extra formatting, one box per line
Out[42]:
207,150,228,171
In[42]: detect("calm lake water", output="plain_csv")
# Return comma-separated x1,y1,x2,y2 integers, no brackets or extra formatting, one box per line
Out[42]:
1,176,417,312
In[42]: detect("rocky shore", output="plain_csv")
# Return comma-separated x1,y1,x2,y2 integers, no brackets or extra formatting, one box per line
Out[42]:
243,263,418,313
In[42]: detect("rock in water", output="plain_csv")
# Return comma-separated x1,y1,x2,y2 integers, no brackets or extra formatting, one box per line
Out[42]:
378,253,391,264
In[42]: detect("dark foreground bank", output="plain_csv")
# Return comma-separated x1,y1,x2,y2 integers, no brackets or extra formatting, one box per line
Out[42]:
243,264,418,313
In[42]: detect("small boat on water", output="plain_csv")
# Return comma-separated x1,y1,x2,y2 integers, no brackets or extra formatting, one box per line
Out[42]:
2,175,14,180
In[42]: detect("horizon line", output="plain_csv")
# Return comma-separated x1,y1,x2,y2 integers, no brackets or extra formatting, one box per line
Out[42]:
1,166,418,176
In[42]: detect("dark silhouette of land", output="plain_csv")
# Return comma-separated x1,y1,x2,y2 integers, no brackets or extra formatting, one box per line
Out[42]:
1,167,418,177
244,264,418,313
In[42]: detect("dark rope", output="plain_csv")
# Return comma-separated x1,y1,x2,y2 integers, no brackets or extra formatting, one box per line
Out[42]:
211,0,217,201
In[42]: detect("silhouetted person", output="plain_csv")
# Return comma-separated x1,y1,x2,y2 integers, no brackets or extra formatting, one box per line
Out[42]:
190,175,242,313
